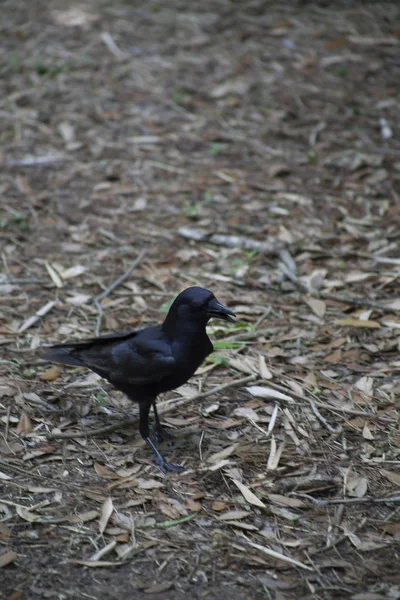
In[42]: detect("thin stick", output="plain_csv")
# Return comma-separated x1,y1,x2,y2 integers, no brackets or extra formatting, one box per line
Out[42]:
282,266,398,314
317,495,400,506
94,250,146,336
309,399,341,433
45,374,257,440
309,517,367,556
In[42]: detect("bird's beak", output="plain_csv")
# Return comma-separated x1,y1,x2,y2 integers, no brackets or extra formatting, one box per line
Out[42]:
207,298,236,323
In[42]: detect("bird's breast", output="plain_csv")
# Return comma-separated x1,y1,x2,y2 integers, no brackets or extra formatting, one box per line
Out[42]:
161,335,213,391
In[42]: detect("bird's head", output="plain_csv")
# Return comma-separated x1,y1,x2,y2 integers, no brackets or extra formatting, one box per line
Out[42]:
166,287,236,325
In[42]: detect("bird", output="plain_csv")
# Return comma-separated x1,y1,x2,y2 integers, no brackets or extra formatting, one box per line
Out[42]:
41,287,236,472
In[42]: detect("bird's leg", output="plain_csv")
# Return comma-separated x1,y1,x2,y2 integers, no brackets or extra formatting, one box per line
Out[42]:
152,402,174,444
139,401,183,473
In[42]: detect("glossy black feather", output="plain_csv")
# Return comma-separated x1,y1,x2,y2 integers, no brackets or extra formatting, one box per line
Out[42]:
41,286,235,471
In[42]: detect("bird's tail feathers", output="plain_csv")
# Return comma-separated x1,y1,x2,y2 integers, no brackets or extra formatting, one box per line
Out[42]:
41,347,83,367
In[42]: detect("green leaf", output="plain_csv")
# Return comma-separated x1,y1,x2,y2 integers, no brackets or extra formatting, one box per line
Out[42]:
158,514,195,528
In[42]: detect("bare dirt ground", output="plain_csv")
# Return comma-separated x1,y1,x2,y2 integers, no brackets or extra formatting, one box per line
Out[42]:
1,1,400,599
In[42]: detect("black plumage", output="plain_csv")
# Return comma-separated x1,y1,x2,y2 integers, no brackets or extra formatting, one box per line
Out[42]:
41,287,235,471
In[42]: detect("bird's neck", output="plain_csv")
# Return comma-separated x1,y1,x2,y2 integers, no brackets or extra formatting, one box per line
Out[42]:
162,314,209,342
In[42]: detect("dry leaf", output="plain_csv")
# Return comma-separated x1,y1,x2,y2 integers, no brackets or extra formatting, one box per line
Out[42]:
246,386,294,403
346,475,368,498
218,510,249,521
99,497,114,534
186,499,202,512
355,376,374,397
335,318,381,328
211,501,225,511
233,407,260,421
16,412,33,436
136,478,164,490
232,479,267,509
61,265,86,279
40,366,62,381
0,471,12,481
380,469,400,487
362,423,374,440
0,551,18,568
305,297,326,318
16,506,40,522
258,355,273,379
206,444,238,464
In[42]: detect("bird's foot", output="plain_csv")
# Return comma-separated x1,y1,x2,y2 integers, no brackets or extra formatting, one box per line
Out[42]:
152,454,184,473
153,425,174,445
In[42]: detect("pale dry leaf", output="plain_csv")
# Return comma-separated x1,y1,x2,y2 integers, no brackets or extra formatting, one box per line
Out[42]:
218,510,249,521
305,297,326,318
16,506,40,522
206,444,238,464
229,357,257,375
355,376,374,397
380,469,400,487
258,355,273,379
232,479,266,509
89,540,117,562
335,318,381,329
246,386,294,403
159,503,180,520
0,471,12,481
70,510,99,524
233,407,260,422
286,380,304,397
211,501,225,511
362,423,374,440
346,475,368,498
267,494,305,508
16,411,33,436
186,499,202,512
346,531,388,552
267,437,285,471
0,550,18,568
62,265,86,279
45,263,63,288
136,478,164,490
99,497,114,534
66,293,91,305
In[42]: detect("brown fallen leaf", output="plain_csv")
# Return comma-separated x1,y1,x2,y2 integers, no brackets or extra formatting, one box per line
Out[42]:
232,479,267,509
380,469,400,487
39,366,62,381
211,501,225,511
186,499,202,512
99,497,114,534
0,551,18,568
335,318,381,328
16,411,33,436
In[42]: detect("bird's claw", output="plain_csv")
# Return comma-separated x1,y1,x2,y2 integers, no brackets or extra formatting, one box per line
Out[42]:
152,455,184,473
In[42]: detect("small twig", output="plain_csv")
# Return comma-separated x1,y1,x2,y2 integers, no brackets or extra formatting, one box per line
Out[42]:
45,374,257,440
309,399,341,433
319,291,398,314
254,306,272,329
93,250,146,336
0,279,49,285
309,517,367,555
317,495,400,506
281,266,398,314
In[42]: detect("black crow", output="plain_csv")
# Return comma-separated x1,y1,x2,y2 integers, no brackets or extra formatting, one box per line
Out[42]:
41,287,235,472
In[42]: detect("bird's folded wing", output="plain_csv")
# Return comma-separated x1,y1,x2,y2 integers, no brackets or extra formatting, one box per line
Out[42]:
109,338,176,385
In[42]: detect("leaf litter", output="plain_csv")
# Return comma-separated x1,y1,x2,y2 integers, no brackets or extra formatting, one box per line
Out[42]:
1,2,400,599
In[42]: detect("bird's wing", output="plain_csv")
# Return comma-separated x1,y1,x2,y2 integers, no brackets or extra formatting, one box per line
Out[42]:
109,337,176,386
42,330,176,386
